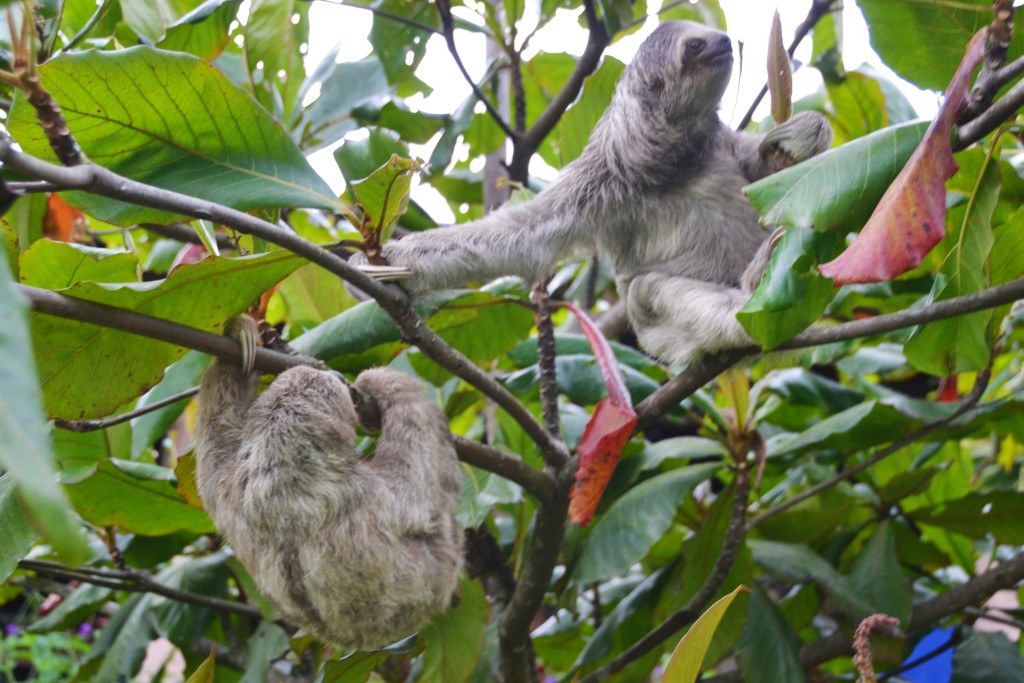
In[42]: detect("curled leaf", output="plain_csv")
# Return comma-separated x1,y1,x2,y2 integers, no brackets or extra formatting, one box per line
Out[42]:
767,11,792,123
819,29,986,284
558,302,638,525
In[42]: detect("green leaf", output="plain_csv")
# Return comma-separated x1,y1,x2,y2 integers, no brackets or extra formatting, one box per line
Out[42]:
130,351,211,458
243,0,309,117
186,649,216,683
30,251,303,419
905,159,1000,376
749,540,875,619
322,652,388,683
150,553,230,646
351,154,423,242
7,47,340,225
745,121,929,232
303,57,391,152
239,623,291,683
368,0,435,96
738,228,840,349
0,475,40,582
0,254,88,565
29,583,113,632
268,261,359,334
915,492,1024,545
556,58,625,165
573,463,722,583
120,0,169,42
848,521,912,624
19,239,139,289
858,0,1024,92
951,630,1024,683
159,0,242,62
64,459,214,535
826,70,888,144
734,586,804,683
419,578,489,683
662,586,746,683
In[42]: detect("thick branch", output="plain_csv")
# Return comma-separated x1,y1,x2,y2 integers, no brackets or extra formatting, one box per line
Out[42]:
454,436,554,501
0,139,567,466
956,76,1024,148
19,559,263,619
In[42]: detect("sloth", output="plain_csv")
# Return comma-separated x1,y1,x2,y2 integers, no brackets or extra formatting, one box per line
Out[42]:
194,316,463,650
355,20,832,364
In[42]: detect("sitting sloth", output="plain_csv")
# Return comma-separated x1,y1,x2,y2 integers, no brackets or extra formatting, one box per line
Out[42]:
194,316,463,650
356,20,833,364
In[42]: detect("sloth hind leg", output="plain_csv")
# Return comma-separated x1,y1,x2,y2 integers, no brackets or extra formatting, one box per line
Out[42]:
625,273,754,366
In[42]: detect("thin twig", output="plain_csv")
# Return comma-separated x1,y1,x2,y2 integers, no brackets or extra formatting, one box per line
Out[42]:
435,0,518,141
956,76,1024,148
580,464,751,682
334,0,441,35
19,559,263,619
454,436,554,501
54,387,200,433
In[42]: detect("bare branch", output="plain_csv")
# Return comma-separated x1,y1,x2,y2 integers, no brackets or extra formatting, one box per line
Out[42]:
436,0,518,141
54,387,199,433
454,436,555,501
508,0,609,182
533,281,562,443
956,76,1024,148
19,559,263,619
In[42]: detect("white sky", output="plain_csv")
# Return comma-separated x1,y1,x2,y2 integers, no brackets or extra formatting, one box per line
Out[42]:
304,1,941,220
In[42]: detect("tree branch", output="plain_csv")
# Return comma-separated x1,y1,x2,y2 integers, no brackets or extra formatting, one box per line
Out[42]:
454,436,554,501
54,387,199,433
580,465,751,683
533,281,562,442
435,0,518,142
19,559,263,619
955,76,1024,148
0,138,568,466
507,0,609,182
736,0,838,131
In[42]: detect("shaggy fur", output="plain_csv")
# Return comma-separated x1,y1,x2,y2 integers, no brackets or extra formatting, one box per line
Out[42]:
195,317,463,650
362,21,832,364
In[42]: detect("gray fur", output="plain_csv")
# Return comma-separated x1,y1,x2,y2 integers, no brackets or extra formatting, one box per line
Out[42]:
362,21,832,365
195,317,463,650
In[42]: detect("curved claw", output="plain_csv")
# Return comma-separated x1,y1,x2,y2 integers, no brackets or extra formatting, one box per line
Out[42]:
223,315,260,374
357,263,414,282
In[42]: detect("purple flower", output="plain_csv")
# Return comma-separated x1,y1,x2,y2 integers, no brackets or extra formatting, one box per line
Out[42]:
4,623,18,636
76,622,94,637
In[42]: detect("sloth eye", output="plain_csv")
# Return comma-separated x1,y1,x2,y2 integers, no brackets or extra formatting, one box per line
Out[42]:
686,38,706,53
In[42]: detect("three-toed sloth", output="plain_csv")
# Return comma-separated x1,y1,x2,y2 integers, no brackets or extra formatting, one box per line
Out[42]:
357,20,832,364
194,317,463,651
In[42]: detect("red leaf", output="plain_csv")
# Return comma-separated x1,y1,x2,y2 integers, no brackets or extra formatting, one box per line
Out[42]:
819,29,986,284
557,302,639,525
568,397,639,525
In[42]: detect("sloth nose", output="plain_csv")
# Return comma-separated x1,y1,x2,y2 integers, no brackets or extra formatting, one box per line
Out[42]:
713,33,731,54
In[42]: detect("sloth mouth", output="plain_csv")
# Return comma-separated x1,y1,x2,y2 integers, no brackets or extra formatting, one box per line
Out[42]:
705,47,734,66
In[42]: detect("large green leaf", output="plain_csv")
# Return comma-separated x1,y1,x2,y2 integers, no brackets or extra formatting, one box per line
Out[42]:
915,492,1024,545
19,239,139,289
573,463,722,583
0,253,88,564
556,57,625,165
951,630,1024,683
419,578,488,683
129,350,212,458
745,121,929,233
158,0,241,61
0,475,39,582
662,586,746,683
63,458,214,535
858,0,1024,92
905,160,1000,375
243,0,308,118
28,250,304,419
734,586,804,683
738,228,840,349
848,521,912,624
7,47,340,225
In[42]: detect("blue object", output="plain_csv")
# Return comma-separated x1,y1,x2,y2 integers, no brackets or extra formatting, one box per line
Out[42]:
899,626,955,683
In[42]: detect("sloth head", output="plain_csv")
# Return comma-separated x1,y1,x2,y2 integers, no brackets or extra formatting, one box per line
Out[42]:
625,21,733,122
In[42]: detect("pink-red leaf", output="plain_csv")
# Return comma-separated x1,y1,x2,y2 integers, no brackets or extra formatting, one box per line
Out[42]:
558,302,638,525
819,29,986,284
767,11,792,123
568,397,639,525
